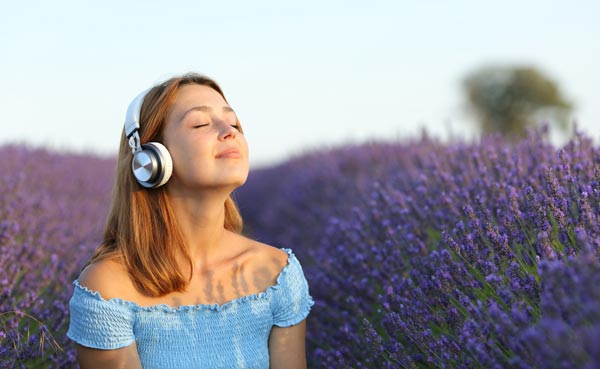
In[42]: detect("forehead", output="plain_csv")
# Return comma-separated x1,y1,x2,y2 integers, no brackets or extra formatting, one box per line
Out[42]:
172,84,227,109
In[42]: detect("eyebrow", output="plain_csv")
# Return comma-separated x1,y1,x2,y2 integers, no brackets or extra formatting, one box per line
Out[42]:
180,105,235,121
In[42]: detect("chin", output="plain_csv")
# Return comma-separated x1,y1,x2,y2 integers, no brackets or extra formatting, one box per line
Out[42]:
217,171,249,189
231,173,249,188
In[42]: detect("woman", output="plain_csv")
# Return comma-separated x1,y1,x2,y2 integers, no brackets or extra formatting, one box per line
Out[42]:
67,73,314,369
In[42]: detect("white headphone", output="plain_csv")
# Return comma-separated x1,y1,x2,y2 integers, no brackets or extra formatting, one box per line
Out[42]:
124,88,173,188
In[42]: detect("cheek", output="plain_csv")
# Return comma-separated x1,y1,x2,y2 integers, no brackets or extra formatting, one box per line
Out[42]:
240,136,249,155
167,136,207,169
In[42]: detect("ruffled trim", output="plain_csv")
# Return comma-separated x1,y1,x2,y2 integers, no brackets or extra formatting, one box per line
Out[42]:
274,294,315,328
73,247,298,313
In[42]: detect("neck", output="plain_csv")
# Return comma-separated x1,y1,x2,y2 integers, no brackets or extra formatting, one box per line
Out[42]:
167,186,233,269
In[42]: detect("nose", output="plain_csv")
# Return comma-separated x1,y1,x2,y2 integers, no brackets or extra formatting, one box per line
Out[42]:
217,120,238,141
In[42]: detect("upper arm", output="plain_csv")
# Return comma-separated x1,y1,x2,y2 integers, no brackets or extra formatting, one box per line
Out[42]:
77,342,142,369
267,247,313,369
72,258,142,368
268,320,307,369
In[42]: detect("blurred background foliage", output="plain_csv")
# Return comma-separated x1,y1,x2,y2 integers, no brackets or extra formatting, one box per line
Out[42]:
463,65,574,141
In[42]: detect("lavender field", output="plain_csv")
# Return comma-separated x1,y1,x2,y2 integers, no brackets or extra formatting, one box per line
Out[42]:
0,147,113,368
2,124,599,368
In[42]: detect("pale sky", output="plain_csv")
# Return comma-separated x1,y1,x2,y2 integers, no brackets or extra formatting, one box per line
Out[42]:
1,0,598,167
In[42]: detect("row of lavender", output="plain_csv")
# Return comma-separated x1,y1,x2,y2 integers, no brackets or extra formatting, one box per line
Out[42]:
237,125,600,368
0,146,114,368
1,123,599,367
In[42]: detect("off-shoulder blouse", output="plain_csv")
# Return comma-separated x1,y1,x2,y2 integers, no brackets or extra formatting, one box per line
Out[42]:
67,248,313,369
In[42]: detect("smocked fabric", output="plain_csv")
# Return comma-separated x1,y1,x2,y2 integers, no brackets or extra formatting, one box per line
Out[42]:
67,248,313,369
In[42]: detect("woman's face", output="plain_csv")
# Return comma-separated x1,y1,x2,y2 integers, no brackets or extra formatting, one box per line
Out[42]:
162,84,249,192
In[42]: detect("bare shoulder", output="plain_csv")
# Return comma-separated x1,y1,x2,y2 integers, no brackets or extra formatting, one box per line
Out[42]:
245,237,289,269
229,232,290,286
77,256,134,301
227,231,287,263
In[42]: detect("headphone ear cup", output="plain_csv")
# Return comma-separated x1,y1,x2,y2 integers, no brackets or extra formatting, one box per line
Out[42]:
131,142,173,188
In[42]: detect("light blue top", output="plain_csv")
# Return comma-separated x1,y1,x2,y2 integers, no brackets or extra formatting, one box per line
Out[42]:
67,248,314,369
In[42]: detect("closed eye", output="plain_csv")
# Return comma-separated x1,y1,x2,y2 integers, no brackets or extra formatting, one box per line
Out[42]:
193,123,240,130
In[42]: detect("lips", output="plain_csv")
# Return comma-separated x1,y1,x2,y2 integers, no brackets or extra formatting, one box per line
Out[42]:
215,148,241,159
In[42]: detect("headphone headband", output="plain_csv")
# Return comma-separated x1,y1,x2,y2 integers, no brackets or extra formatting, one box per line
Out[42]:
124,88,151,138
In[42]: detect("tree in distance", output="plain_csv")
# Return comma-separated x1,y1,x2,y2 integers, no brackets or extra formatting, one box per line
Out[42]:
463,65,574,141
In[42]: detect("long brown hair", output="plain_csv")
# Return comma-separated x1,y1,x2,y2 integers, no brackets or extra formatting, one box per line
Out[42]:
87,73,244,297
